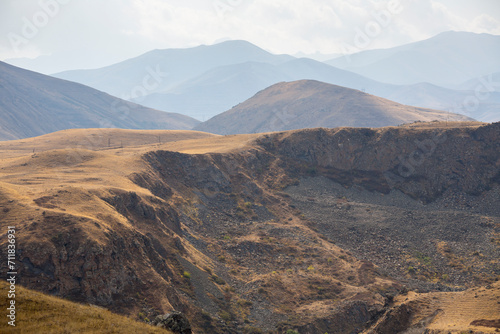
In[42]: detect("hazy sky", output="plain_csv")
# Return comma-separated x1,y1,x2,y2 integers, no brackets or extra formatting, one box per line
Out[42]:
1,0,499,68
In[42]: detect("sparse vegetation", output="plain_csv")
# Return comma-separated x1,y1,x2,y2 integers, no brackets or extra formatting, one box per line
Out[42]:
218,310,233,322
244,325,263,334
0,281,171,333
211,275,226,285
1,120,498,334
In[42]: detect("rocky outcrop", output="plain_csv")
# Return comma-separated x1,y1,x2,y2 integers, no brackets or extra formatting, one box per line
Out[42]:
366,304,413,334
152,311,192,334
295,301,382,334
258,123,500,204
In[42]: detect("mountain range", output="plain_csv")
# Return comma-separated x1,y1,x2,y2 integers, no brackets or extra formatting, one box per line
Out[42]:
50,32,500,122
326,31,500,87
0,61,198,141
1,61,474,141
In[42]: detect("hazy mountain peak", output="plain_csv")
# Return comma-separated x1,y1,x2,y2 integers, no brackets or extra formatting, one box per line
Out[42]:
326,30,500,87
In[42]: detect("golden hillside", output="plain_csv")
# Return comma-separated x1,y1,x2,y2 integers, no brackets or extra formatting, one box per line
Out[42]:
0,281,171,334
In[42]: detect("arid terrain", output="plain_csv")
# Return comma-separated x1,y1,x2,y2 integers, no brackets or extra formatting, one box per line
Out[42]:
0,122,499,333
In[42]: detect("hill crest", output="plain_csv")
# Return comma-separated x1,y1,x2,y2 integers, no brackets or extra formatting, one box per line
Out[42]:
195,80,473,134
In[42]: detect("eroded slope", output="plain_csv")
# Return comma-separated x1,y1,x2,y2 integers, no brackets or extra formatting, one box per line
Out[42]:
0,123,498,333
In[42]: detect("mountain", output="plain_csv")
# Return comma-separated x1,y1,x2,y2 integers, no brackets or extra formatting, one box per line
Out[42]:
53,40,294,99
132,61,291,121
455,72,500,92
51,37,500,123
326,31,500,87
383,82,500,123
1,122,498,333
132,56,500,122
0,61,198,141
130,58,392,120
194,80,473,135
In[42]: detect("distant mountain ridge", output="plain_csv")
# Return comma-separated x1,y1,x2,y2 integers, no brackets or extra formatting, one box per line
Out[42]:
194,80,473,134
0,61,198,141
326,31,500,87
54,40,294,99
50,35,500,122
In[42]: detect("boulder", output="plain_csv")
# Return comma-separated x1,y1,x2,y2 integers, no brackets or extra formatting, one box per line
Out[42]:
153,311,192,334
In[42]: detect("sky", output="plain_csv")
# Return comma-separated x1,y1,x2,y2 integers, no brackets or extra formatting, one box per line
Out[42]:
1,0,499,71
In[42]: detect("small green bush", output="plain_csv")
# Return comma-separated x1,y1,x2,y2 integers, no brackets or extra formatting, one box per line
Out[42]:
219,310,232,322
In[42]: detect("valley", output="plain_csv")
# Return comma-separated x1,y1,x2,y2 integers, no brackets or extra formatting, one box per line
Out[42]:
1,122,498,333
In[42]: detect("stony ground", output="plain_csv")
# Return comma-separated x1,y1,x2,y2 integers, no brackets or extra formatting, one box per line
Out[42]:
285,176,500,292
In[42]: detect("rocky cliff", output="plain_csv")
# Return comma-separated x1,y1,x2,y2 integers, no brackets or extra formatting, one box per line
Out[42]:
0,122,498,333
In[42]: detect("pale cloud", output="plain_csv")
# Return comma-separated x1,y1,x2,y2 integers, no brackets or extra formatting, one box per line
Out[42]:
0,0,498,64
469,14,500,34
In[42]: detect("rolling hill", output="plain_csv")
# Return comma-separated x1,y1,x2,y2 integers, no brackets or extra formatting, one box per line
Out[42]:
0,61,198,141
194,80,473,135
326,31,500,87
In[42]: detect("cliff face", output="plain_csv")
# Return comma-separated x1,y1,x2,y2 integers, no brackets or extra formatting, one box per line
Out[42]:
258,123,499,204
1,122,498,333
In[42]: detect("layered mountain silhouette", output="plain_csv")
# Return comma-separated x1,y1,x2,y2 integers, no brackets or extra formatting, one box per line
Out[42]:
194,80,472,134
326,31,500,87
51,34,500,122
54,40,293,99
0,61,198,141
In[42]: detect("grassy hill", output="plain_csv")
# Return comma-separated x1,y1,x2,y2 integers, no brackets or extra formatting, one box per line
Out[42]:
0,281,171,333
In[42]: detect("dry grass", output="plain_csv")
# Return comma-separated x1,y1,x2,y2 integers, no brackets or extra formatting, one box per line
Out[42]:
393,281,500,333
0,128,217,158
0,281,171,334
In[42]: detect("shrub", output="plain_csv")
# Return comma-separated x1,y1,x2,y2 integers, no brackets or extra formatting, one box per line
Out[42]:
244,325,263,334
182,271,191,279
211,275,226,285
219,310,232,322
238,299,253,307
